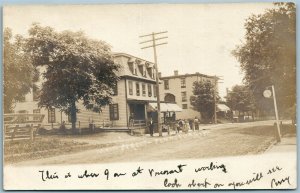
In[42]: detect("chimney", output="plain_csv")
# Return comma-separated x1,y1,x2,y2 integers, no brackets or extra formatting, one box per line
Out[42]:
174,70,178,76
158,72,162,78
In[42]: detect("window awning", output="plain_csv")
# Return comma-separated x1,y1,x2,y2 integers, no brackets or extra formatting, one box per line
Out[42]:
217,104,230,112
148,102,182,112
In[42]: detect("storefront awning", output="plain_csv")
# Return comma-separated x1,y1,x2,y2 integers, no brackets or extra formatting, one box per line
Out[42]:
217,104,230,112
148,102,182,112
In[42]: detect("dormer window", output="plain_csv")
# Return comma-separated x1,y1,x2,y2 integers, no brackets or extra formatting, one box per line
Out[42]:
147,67,152,78
137,60,147,77
128,58,137,75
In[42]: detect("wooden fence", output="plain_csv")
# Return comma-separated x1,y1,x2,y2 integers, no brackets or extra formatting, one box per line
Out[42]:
4,114,45,141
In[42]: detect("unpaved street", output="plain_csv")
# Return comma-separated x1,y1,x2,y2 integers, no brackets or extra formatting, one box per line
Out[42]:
13,120,295,166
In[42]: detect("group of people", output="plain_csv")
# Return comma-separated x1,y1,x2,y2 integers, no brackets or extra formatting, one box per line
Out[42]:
147,116,200,136
176,117,200,133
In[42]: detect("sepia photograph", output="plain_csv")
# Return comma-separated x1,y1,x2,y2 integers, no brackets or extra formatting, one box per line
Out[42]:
2,2,296,190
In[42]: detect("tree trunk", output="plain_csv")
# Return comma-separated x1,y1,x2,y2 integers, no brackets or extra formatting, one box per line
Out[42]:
71,100,77,133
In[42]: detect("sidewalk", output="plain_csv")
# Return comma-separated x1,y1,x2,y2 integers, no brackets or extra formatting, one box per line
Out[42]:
266,135,297,153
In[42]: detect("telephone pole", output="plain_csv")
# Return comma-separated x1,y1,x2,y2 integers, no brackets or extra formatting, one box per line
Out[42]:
213,75,223,124
139,31,168,137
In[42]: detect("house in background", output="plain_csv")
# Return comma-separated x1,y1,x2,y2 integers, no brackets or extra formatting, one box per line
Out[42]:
159,70,218,120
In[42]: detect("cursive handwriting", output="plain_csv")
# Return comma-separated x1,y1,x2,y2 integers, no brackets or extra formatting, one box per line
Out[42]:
267,166,282,175
228,172,263,189
39,170,59,182
148,164,186,177
271,176,291,188
195,162,227,173
78,170,99,178
188,178,211,188
164,178,182,188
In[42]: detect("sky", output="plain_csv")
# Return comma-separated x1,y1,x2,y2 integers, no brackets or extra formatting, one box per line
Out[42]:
3,3,275,98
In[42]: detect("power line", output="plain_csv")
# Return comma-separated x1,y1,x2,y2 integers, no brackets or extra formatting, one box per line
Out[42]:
139,31,168,137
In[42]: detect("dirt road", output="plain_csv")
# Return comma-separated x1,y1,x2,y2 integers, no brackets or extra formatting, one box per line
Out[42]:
14,121,293,166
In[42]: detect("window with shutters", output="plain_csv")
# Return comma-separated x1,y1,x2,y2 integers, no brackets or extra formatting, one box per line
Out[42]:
109,104,119,120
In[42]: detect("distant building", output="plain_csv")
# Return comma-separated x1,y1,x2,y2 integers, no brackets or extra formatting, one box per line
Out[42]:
159,70,218,120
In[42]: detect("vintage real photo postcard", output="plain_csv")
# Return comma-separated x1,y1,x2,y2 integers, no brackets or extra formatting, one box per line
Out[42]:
2,3,296,190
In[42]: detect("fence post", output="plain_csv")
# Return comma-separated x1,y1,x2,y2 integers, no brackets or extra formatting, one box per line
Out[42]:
92,121,95,133
11,125,18,142
30,124,34,141
79,121,81,135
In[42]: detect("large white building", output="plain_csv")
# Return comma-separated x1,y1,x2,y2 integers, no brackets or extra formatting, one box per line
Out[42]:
159,70,218,120
13,53,181,129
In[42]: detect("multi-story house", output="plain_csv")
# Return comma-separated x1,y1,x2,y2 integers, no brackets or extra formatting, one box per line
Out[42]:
159,70,218,120
13,53,177,129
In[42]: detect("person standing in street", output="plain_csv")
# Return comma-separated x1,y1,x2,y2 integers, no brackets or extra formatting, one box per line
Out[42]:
194,117,199,130
149,116,154,137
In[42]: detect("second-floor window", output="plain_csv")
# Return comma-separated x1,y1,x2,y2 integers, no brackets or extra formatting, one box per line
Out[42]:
154,85,157,97
164,80,169,90
142,84,146,96
181,91,187,102
182,104,188,109
136,83,140,96
148,84,152,97
128,81,133,95
181,78,186,88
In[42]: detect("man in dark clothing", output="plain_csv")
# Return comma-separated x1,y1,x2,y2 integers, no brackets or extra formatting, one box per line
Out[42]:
149,117,154,136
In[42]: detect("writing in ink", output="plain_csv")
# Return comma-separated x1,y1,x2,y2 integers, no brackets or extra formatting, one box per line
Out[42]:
267,166,282,175
187,178,211,188
271,176,291,188
164,178,181,188
39,170,59,182
148,164,186,177
228,172,263,189
114,172,126,177
65,172,72,178
195,162,227,173
78,170,99,178
132,166,143,177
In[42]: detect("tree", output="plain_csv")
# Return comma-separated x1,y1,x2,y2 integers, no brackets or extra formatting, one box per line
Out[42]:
190,80,218,122
225,85,256,116
25,23,120,130
232,3,296,117
3,28,38,113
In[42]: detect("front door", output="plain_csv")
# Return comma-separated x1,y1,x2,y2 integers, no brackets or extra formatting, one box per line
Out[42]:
129,103,146,121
